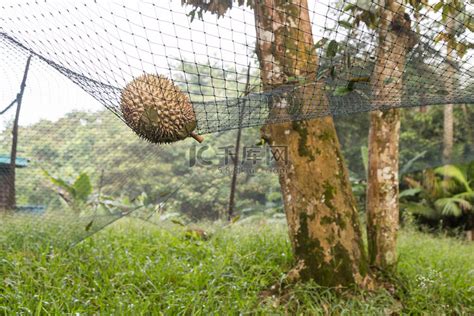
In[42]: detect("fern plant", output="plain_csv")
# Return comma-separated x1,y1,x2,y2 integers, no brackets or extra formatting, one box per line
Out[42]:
400,162,474,220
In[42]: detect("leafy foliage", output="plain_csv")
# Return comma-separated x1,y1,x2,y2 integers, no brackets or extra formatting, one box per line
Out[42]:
401,162,474,225
182,0,253,20
432,0,473,58
0,61,281,220
43,170,92,212
0,109,282,220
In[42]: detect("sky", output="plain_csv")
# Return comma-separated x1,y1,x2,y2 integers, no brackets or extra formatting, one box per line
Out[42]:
0,0,472,129
0,41,101,128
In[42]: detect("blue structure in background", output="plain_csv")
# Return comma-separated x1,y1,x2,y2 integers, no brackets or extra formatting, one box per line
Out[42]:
0,155,29,167
0,155,45,214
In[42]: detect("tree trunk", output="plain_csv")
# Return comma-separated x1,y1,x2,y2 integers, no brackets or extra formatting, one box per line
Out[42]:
254,0,370,287
442,9,457,164
228,65,251,221
5,55,32,211
443,104,453,163
367,0,411,270
462,105,474,154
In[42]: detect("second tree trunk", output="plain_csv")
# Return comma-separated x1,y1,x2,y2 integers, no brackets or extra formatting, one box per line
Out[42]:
367,0,411,270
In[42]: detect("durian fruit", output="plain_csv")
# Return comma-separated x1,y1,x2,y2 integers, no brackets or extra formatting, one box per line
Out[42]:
120,74,204,143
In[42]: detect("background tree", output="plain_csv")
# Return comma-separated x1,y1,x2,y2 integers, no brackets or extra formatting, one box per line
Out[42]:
0,61,283,220
432,0,473,163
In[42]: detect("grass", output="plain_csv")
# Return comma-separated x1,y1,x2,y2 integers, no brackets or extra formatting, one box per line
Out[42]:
1,218,473,315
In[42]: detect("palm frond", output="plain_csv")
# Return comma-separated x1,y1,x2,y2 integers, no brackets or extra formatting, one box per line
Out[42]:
455,191,474,203
435,165,471,192
402,202,440,219
400,151,427,175
434,198,466,217
400,187,422,199
466,161,474,185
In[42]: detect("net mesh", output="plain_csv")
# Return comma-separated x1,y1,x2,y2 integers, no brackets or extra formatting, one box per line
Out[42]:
1,1,472,133
0,0,473,247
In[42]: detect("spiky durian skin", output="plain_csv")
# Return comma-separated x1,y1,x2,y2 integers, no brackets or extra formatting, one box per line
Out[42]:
120,74,197,143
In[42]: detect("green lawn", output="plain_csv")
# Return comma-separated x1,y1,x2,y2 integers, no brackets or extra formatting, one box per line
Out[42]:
1,219,473,314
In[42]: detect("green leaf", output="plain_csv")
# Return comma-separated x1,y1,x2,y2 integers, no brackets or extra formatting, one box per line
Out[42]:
400,188,422,198
455,191,474,203
466,161,474,182
333,86,352,96
455,42,468,58
73,173,92,202
442,4,449,22
466,19,474,32
435,198,464,217
42,169,75,197
287,76,306,84
338,20,353,29
326,40,339,58
314,37,328,49
231,214,241,224
433,1,444,12
368,11,378,29
254,138,265,146
435,165,471,192
187,9,196,23
434,32,447,43
329,66,336,79
343,3,355,11
400,151,427,175
85,220,94,232
403,202,439,219
171,218,185,226
448,3,457,15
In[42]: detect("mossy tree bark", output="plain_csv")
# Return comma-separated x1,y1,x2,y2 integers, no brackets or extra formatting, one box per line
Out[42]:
254,0,370,287
367,0,411,270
